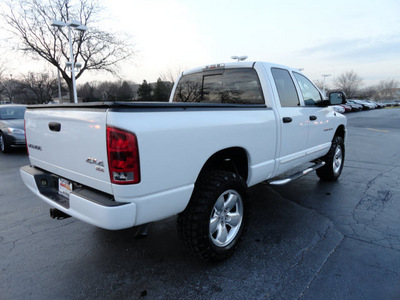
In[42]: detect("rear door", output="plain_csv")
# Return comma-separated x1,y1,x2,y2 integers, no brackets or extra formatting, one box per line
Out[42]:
270,68,309,174
25,107,112,194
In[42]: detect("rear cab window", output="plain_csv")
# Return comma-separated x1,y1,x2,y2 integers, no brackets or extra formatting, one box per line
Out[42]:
173,68,265,104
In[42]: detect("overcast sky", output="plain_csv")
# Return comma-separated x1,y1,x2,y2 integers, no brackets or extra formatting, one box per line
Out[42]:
3,0,400,87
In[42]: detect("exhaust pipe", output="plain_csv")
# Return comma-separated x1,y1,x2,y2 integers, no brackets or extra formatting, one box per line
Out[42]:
50,208,71,220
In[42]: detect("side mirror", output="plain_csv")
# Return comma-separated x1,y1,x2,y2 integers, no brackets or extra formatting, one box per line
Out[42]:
328,91,346,105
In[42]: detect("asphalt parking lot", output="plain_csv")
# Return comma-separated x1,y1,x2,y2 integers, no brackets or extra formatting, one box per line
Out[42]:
1,108,400,300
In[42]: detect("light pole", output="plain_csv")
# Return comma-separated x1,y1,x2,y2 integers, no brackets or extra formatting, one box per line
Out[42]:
51,20,87,103
322,74,331,96
9,74,13,103
57,69,62,102
231,55,248,62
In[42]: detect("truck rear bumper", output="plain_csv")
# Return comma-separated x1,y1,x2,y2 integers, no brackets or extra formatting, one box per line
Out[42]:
20,165,136,230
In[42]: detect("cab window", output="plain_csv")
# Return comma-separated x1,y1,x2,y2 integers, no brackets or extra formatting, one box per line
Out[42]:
293,72,323,106
173,73,202,102
173,68,264,104
271,68,299,107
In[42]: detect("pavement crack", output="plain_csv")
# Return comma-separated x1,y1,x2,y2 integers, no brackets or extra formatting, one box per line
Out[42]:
298,236,346,299
1,219,78,254
345,233,400,253
345,159,400,168
291,225,332,269
269,186,329,223
349,166,399,250
365,263,400,278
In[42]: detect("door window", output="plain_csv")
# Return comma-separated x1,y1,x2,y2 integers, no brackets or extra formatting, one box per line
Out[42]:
271,68,299,107
293,72,323,106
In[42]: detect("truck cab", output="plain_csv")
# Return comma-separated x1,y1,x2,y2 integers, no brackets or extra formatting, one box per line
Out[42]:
171,62,346,175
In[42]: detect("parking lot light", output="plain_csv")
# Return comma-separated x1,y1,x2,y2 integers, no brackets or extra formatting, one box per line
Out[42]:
231,55,248,62
51,19,87,103
322,74,331,97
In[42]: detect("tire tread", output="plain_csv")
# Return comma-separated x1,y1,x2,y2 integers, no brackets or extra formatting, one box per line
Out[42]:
177,170,248,262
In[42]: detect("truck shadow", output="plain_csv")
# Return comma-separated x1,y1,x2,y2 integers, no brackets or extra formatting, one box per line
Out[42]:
45,178,344,299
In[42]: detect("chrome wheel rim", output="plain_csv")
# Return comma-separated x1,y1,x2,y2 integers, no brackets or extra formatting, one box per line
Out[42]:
209,189,243,247
333,145,343,175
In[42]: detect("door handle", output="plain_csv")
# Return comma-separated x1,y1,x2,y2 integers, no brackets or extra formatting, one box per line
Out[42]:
282,117,292,123
309,115,317,121
49,122,61,132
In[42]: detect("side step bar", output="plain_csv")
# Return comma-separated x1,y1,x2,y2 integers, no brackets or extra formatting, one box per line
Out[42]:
268,161,326,186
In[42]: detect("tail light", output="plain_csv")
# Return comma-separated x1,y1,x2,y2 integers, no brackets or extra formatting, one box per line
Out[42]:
107,126,140,184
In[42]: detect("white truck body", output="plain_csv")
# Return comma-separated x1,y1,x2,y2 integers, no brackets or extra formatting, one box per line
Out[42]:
21,61,346,260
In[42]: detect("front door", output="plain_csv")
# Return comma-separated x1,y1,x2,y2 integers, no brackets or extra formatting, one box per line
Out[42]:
292,72,333,159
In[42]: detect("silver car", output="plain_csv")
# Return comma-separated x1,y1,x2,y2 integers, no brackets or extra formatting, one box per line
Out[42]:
0,105,26,153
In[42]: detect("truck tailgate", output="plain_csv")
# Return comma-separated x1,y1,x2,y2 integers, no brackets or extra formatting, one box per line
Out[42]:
25,108,112,194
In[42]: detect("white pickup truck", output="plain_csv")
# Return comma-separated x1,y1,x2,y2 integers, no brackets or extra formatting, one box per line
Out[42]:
21,61,347,261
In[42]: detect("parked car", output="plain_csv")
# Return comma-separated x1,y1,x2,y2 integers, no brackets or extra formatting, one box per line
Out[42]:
385,102,399,107
0,104,26,153
339,104,352,112
365,100,378,109
351,100,375,110
333,105,346,113
346,101,363,111
367,100,384,108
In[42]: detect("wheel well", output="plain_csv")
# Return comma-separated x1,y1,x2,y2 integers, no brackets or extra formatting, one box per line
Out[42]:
334,125,345,140
197,147,249,183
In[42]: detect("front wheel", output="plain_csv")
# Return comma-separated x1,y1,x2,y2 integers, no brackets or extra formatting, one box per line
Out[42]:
0,132,10,153
177,170,249,262
317,135,345,181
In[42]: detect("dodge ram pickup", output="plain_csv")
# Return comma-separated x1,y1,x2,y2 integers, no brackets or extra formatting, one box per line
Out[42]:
21,61,347,261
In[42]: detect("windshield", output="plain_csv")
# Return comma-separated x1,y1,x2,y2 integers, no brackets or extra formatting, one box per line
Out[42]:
0,106,26,120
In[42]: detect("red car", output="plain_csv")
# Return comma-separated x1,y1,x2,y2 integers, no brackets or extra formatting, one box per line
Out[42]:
339,104,352,112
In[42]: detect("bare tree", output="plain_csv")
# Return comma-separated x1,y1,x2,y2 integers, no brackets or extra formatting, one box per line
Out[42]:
78,80,135,102
333,70,363,98
360,85,378,100
95,81,118,101
21,71,58,104
1,0,134,102
0,61,5,81
78,81,97,102
313,79,325,91
160,66,186,86
116,81,134,101
374,79,400,100
0,59,8,99
1,78,17,103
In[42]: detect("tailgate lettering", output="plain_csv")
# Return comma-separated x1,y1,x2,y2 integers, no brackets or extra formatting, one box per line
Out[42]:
28,144,42,151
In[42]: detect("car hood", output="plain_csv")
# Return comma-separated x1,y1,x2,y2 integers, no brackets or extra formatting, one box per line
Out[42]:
2,119,24,129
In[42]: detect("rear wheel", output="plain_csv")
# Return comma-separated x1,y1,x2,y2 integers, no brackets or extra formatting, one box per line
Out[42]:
317,135,345,181
177,170,249,262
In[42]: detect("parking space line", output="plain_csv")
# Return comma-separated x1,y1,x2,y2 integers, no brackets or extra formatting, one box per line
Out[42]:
366,128,390,132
